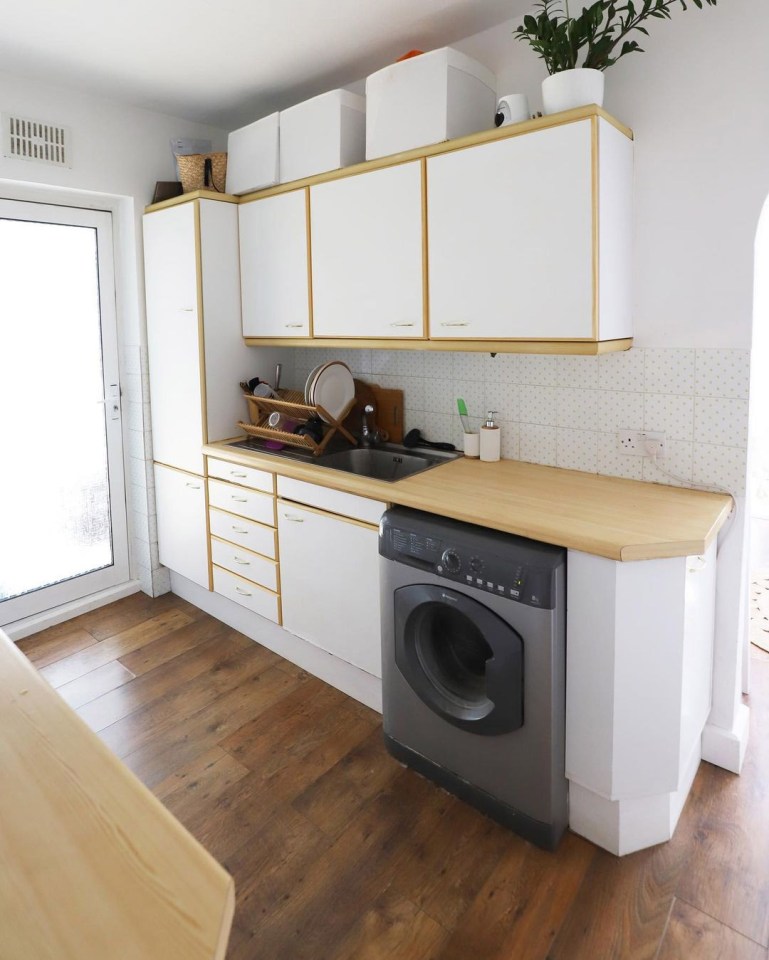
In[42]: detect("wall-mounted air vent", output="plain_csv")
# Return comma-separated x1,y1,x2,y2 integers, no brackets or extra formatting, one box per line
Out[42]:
3,114,71,167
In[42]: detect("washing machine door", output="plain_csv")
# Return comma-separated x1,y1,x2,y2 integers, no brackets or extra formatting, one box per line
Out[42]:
393,584,524,735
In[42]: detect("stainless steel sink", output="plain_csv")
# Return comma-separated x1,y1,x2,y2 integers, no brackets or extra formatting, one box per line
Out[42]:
316,444,458,482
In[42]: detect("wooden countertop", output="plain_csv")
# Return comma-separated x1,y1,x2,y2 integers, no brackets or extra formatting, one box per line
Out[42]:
204,440,732,562
0,630,234,960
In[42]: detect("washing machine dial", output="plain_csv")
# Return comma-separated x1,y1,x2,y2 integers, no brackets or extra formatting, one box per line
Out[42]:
469,556,484,574
441,548,461,574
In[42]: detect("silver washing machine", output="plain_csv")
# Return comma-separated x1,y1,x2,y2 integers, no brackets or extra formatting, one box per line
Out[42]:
380,506,568,850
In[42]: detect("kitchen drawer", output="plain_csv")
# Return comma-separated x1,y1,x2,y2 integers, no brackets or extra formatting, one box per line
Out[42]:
207,457,274,493
213,565,280,624
208,478,275,526
277,476,386,525
210,537,279,592
209,507,277,559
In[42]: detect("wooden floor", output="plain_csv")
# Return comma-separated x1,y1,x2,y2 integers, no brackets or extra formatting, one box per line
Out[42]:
18,591,769,960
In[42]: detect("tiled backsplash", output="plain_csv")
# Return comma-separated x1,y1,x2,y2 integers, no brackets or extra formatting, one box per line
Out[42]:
289,346,750,496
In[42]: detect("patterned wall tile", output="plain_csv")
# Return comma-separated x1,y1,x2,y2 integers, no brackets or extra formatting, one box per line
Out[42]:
423,378,455,415
556,428,599,473
692,443,747,497
694,397,749,446
642,440,693,487
499,421,520,460
519,354,559,387
695,350,750,400
598,348,645,393
644,394,695,441
556,388,600,429
558,355,599,389
423,351,452,379
597,391,644,433
375,373,426,413
519,423,557,466
371,349,425,378
420,411,455,446
451,351,488,382
597,443,644,481
644,349,696,396
484,380,517,423
454,381,486,422
486,352,522,384
519,385,557,426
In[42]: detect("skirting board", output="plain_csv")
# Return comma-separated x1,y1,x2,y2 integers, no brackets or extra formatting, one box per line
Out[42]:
169,572,383,713
4,580,141,642
702,703,750,773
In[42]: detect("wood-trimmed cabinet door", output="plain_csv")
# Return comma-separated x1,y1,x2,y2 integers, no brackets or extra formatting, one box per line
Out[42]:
154,463,209,589
310,161,425,339
239,190,311,337
427,117,632,342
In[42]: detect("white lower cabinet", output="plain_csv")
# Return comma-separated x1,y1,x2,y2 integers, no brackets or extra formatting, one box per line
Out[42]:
277,495,384,677
154,464,209,589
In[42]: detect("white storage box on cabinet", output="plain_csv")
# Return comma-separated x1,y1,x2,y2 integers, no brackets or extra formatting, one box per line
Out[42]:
366,47,496,160
225,112,280,195
280,90,366,183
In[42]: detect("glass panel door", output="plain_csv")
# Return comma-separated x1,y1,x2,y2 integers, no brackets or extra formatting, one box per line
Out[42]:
0,199,129,625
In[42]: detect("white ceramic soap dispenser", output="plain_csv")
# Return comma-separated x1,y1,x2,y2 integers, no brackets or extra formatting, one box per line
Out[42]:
480,410,501,462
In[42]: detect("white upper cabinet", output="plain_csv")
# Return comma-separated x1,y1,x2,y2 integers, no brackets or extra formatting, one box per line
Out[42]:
310,161,425,339
144,198,249,475
239,190,310,338
427,117,632,342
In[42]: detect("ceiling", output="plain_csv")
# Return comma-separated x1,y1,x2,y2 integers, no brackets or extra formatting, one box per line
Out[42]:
1,0,526,130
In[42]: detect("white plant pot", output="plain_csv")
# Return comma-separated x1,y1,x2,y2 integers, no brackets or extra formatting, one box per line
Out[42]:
541,68,605,115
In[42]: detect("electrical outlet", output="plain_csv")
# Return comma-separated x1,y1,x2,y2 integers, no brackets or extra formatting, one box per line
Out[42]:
617,430,666,458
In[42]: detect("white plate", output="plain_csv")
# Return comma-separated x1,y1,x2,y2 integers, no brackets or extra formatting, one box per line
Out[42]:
311,361,355,423
304,362,327,404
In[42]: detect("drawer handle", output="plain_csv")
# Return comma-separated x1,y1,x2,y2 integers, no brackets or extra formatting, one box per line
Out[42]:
440,321,470,327
283,514,304,523
390,321,415,327
185,482,201,489
234,557,251,566
231,525,249,534
688,556,707,572
181,307,194,312
284,323,304,329
231,495,249,502
235,586,252,596
230,471,248,478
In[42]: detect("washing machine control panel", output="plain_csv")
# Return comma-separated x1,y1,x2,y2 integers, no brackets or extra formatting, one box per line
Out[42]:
386,527,555,608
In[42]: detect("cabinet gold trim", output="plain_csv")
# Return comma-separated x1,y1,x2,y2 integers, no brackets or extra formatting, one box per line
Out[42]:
244,337,633,355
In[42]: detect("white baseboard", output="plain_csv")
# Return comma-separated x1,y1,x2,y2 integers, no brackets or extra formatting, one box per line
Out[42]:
170,573,383,713
702,703,750,773
4,581,142,642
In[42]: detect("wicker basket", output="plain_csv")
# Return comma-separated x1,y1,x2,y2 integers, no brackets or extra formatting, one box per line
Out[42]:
176,152,227,193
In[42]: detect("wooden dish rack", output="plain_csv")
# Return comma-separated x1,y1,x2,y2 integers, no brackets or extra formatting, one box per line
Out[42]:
238,389,357,456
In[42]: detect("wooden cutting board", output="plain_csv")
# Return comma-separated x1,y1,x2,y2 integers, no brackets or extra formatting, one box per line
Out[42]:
371,385,404,443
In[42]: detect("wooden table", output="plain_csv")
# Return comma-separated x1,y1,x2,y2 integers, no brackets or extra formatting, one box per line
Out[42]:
0,629,234,960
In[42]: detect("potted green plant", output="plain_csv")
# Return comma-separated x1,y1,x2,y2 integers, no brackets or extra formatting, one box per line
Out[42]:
514,0,717,115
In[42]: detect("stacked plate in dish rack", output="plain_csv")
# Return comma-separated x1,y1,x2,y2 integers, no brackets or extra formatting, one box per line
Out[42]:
304,360,355,423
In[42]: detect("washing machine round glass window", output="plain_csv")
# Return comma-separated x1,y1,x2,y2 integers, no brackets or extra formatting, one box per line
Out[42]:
394,584,524,735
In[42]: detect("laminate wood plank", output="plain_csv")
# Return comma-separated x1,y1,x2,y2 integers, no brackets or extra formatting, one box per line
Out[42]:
98,640,282,759
435,832,596,960
17,626,97,666
153,745,242,801
292,728,402,839
329,890,449,960
76,628,248,733
118,665,307,789
39,608,194,687
117,615,239,677
160,749,251,824
76,590,194,640
657,900,767,960
55,659,136,710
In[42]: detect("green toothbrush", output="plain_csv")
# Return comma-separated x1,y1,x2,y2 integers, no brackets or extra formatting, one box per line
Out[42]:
457,398,471,432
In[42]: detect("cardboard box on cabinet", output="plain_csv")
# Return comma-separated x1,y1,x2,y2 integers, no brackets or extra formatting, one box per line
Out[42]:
365,47,497,160
280,89,366,183
226,112,280,195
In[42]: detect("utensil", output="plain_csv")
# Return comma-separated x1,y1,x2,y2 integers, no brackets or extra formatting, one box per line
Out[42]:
403,428,456,452
274,363,282,393
456,398,471,433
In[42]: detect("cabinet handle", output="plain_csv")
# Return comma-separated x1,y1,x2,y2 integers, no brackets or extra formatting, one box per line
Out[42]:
181,308,194,313
284,323,304,329
185,482,201,489
231,525,248,534
231,495,249,502
233,557,251,565
390,321,415,328
688,556,707,572
282,514,304,523
230,471,248,478
440,321,470,327
235,586,252,596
